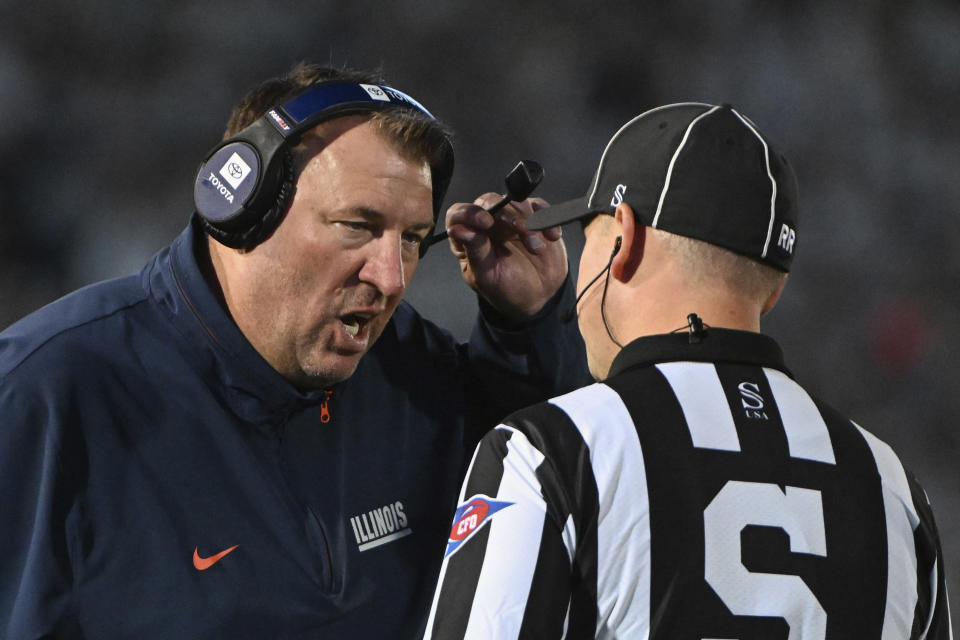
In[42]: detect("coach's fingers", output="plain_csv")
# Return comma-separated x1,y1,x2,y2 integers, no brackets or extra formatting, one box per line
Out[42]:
531,198,563,242
486,197,562,253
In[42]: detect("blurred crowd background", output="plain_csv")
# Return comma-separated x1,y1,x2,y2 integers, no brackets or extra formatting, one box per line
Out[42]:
2,0,958,615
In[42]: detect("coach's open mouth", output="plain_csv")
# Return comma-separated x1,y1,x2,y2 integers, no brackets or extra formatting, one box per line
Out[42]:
340,313,371,338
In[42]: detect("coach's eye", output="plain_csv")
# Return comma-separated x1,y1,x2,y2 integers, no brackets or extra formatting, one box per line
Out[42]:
336,220,373,235
402,231,425,247
401,232,427,257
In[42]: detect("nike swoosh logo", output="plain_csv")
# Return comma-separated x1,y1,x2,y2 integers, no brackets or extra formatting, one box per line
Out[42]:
193,544,239,570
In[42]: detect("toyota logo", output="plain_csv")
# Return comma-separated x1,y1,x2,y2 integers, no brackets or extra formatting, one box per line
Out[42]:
227,162,244,179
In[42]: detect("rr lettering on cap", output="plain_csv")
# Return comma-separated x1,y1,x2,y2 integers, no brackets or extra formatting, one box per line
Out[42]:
777,223,796,254
611,184,627,207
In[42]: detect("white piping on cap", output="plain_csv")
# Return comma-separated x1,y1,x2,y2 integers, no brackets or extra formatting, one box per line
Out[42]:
585,102,714,210
652,105,721,228
730,109,777,259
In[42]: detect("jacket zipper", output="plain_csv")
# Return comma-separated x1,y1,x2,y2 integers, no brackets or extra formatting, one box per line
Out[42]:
319,390,333,423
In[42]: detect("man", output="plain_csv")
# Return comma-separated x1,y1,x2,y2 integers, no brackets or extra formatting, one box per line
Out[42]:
0,63,589,637
425,103,952,639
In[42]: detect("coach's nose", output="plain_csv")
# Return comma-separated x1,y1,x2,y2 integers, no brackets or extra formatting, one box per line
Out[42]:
359,233,407,298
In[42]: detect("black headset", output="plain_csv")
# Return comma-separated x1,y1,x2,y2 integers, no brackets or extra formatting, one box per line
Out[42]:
193,82,454,250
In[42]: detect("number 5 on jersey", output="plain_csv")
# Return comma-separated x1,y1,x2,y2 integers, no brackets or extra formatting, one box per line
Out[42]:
704,481,828,640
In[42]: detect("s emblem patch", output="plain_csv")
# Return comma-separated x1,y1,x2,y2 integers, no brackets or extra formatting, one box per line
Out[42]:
444,495,513,558
360,83,390,101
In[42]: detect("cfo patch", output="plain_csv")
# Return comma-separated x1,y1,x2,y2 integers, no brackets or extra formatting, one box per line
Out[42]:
444,495,513,558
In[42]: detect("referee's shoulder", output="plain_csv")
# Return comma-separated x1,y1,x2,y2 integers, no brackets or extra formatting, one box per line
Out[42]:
800,383,936,510
803,384,895,452
497,382,613,447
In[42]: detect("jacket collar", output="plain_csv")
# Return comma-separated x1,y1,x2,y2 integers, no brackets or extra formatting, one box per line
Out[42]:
607,327,790,379
150,215,326,423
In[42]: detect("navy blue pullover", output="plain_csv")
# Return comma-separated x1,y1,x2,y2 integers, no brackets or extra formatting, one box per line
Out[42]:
0,217,589,638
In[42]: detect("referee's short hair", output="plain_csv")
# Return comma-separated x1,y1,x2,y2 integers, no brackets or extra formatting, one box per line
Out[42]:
657,229,786,305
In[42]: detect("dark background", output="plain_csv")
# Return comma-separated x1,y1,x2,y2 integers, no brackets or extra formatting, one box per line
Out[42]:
2,0,957,619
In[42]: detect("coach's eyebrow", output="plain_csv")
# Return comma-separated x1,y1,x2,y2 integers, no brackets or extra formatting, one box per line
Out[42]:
341,206,434,233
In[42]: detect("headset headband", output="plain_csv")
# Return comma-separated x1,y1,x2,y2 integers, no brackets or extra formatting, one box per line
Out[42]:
193,82,450,250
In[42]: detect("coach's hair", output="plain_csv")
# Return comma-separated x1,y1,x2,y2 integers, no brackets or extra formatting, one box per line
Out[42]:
223,62,454,207
657,229,786,306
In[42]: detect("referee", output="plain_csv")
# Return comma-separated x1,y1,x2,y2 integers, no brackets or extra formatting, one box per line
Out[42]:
424,103,952,639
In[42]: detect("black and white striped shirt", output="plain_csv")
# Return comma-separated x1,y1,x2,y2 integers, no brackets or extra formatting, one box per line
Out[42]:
425,329,952,639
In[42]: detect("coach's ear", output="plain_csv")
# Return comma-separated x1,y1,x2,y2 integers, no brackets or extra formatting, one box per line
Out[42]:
611,203,644,282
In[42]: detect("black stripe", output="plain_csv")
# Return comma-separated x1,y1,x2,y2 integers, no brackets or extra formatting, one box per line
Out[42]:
907,470,943,640
918,497,953,640
605,364,893,637
517,506,574,638
606,367,728,638
505,401,599,638
714,362,790,463
429,428,513,639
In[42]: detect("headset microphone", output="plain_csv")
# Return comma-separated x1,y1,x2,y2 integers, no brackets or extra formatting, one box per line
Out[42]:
424,159,544,251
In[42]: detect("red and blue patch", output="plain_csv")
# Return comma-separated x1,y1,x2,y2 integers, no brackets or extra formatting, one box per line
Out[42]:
267,109,291,132
444,495,514,558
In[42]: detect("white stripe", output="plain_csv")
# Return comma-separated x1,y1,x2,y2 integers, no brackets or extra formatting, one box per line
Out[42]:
561,513,577,566
423,558,445,639
561,597,572,640
586,102,714,209
918,487,938,640
919,560,939,640
855,422,920,640
763,368,836,464
730,109,778,259
462,426,548,639
944,581,954,640
652,105,722,228
656,362,741,452
355,527,412,551
917,484,951,640
550,383,651,638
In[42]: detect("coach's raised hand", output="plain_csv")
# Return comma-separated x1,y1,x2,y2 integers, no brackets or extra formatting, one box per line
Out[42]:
444,194,567,320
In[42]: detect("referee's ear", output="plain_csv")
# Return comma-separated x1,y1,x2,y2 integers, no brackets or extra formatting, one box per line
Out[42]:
611,202,644,282
761,276,788,316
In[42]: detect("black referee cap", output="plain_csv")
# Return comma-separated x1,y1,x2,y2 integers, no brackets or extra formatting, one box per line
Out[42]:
530,103,799,271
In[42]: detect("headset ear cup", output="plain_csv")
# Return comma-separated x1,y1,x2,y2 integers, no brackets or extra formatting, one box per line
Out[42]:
200,150,296,250
237,150,296,249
